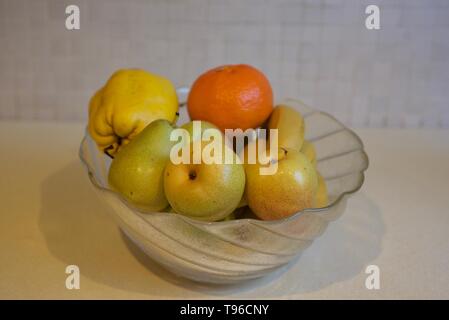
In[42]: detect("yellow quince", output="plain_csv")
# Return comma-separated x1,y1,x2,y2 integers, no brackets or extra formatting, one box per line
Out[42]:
88,69,178,157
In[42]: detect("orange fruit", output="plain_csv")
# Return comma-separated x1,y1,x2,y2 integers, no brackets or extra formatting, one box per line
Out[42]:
187,64,274,131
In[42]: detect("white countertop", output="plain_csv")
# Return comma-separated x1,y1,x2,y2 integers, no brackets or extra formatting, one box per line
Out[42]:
0,121,448,299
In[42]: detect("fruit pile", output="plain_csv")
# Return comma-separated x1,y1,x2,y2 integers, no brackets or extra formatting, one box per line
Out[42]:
88,65,328,222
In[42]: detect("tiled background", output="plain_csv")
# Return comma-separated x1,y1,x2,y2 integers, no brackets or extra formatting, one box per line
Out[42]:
0,0,448,127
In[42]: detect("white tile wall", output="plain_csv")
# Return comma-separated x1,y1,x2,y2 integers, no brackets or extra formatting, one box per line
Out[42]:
0,0,448,127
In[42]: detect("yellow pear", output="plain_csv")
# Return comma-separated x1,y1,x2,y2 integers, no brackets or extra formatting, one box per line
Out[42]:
267,104,305,151
301,140,317,166
314,173,329,208
243,143,318,220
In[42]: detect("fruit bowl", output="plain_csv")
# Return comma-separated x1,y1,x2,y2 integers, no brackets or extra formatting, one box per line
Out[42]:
79,88,369,284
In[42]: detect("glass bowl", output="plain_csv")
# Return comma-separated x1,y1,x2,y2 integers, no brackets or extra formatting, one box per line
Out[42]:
79,88,368,284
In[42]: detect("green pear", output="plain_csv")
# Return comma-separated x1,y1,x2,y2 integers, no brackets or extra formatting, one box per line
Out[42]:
108,119,175,211
164,140,245,221
180,120,219,143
